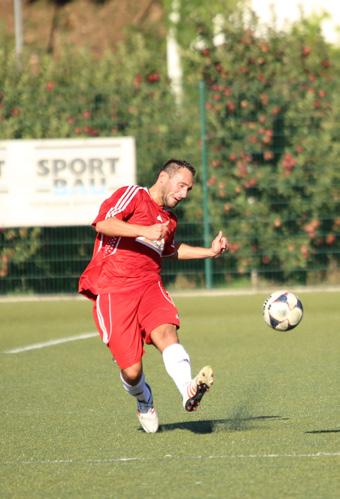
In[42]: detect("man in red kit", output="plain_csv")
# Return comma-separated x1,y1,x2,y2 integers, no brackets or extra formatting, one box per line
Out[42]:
79,159,228,433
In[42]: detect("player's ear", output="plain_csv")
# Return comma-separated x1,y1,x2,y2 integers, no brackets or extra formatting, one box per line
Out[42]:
158,170,169,184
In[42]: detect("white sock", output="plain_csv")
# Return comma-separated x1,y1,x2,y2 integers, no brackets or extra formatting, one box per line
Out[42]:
162,343,192,400
120,372,152,408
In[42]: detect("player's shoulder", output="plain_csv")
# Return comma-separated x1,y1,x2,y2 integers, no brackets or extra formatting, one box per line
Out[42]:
114,184,144,195
106,184,145,201
98,185,144,215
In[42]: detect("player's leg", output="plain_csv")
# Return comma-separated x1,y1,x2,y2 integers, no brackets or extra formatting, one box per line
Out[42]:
151,323,192,398
151,325,214,411
93,292,158,432
140,281,214,411
120,363,153,412
120,362,158,433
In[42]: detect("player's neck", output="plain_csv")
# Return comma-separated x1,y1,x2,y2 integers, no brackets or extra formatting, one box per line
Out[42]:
149,184,164,207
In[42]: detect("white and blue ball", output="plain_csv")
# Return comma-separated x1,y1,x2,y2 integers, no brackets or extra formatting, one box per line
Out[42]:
263,290,303,331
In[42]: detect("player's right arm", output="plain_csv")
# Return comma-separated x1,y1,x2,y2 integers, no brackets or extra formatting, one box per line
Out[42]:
95,217,169,241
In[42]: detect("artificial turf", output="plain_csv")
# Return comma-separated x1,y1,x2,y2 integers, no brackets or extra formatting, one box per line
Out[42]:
1,291,339,498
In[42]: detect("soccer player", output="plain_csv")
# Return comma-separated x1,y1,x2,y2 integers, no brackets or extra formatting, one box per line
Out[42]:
79,159,228,432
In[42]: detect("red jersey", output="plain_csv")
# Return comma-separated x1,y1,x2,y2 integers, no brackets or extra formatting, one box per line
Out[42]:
79,185,177,299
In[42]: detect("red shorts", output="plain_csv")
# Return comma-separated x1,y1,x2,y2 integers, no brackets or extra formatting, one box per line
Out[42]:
92,279,180,369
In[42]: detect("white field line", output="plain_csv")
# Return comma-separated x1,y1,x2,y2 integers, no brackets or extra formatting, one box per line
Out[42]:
1,451,339,466
3,332,97,354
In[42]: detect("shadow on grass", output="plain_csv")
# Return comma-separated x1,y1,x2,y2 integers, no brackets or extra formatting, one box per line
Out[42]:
305,429,340,434
159,415,287,434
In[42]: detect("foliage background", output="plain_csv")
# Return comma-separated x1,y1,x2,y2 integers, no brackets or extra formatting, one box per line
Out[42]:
0,1,339,291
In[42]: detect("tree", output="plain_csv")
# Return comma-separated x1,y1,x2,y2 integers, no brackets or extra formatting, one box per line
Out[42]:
181,9,339,283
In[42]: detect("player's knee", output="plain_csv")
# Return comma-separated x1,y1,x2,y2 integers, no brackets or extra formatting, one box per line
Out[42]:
121,363,143,385
150,324,179,352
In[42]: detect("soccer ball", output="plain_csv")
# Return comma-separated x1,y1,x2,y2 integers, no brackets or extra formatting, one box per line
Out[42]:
263,290,303,331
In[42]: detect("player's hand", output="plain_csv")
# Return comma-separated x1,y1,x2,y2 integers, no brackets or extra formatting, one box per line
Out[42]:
211,231,229,257
142,221,170,241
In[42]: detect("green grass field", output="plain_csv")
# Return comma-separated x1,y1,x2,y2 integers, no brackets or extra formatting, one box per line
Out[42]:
1,291,339,498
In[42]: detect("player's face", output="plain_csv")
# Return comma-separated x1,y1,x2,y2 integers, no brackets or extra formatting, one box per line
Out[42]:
162,168,194,208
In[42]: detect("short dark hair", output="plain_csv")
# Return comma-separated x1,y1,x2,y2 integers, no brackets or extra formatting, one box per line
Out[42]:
160,159,196,177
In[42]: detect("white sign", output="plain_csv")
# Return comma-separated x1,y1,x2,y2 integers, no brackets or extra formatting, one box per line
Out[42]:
0,137,136,227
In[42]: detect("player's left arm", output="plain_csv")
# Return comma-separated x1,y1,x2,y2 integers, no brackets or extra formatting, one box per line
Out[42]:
176,231,229,260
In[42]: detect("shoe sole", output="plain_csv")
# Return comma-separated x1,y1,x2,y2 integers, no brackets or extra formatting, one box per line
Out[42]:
185,366,214,412
185,383,209,411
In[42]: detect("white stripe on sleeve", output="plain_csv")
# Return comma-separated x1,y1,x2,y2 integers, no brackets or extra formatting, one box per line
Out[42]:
106,185,140,219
